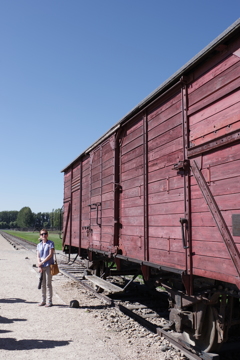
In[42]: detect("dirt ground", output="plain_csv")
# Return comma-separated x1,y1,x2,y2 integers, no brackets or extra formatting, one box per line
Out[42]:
0,234,184,360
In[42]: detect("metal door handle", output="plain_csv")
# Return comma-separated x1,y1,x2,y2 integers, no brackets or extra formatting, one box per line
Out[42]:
180,218,189,249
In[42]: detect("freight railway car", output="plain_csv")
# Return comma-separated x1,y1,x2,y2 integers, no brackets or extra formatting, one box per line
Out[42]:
62,19,240,352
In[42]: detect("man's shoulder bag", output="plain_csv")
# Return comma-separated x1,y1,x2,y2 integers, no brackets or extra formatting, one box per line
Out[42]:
50,250,59,276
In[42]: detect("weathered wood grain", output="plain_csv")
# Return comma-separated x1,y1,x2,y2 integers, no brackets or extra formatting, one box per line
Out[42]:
149,201,184,215
190,103,240,142
148,176,183,194
122,196,143,208
148,98,181,130
149,225,181,239
192,240,230,259
149,237,183,252
121,144,144,164
204,142,240,166
148,123,182,150
193,255,237,277
148,213,182,226
189,60,240,107
148,137,182,163
121,216,144,226
188,71,240,116
190,89,240,126
188,54,240,94
148,91,181,122
121,135,143,156
148,187,184,205
148,150,182,173
149,248,185,268
121,124,143,147
148,163,180,183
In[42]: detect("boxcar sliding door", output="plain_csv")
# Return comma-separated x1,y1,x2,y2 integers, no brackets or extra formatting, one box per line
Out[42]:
71,162,81,248
88,137,115,252
81,155,91,249
119,89,188,270
147,90,186,272
63,168,71,248
62,161,82,251
119,114,145,260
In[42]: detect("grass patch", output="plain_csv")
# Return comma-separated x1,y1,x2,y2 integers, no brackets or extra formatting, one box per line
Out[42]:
3,230,63,250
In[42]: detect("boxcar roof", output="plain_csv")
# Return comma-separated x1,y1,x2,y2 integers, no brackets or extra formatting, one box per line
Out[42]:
61,18,240,173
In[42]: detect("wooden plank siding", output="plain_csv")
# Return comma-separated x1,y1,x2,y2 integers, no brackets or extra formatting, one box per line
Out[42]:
71,162,81,248
63,169,71,247
119,115,145,259
80,156,91,249
147,91,185,269
188,54,240,148
188,48,240,283
88,139,115,251
118,90,186,269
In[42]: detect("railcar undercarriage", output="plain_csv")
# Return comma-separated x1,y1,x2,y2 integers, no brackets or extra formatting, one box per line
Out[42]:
64,245,240,353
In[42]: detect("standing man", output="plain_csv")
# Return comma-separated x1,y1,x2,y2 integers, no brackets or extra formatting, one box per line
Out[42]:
37,229,55,307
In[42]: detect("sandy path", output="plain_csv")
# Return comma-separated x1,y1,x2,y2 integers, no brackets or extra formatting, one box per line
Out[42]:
0,234,123,359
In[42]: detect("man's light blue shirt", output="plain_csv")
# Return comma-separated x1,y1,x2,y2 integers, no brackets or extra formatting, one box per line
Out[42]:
37,240,55,267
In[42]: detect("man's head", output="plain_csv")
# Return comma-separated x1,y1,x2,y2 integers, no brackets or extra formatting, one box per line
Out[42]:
40,229,48,240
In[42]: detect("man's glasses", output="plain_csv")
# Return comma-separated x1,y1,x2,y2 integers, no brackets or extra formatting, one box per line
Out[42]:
40,233,47,236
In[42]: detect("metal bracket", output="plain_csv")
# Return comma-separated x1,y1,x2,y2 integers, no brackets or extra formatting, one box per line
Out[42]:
180,218,189,249
172,160,190,175
114,183,122,192
88,202,101,226
173,160,190,172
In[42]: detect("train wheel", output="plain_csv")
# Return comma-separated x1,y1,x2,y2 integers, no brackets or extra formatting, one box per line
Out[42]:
181,306,220,353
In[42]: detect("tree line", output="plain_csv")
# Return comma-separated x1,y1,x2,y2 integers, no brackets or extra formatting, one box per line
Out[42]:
0,207,63,230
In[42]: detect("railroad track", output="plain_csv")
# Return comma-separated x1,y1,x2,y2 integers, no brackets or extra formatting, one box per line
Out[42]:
59,261,221,360
2,231,239,360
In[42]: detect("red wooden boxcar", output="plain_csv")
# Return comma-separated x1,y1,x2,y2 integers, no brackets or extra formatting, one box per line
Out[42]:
62,19,240,352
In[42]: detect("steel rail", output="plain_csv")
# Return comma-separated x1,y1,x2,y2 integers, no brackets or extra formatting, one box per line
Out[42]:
59,267,113,305
0,231,37,251
58,263,219,360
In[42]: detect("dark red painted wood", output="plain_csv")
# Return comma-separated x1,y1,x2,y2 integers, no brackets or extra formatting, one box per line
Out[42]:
62,25,240,290
188,54,240,95
148,91,181,122
188,61,240,107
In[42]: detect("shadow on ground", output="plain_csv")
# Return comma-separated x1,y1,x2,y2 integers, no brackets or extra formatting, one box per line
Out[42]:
0,298,36,304
0,338,71,350
0,316,26,324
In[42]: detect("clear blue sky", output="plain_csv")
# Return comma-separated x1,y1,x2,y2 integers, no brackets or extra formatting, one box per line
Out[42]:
0,0,239,214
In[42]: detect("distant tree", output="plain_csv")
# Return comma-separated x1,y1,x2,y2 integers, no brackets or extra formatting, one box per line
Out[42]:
0,211,18,227
53,208,62,230
0,211,9,223
43,221,49,228
49,208,62,230
33,212,43,230
9,221,17,229
17,207,33,228
0,221,8,229
32,212,50,230
42,212,50,228
8,211,18,223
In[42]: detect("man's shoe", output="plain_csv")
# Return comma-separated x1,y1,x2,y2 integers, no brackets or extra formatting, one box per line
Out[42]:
45,303,52,307
38,302,46,306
